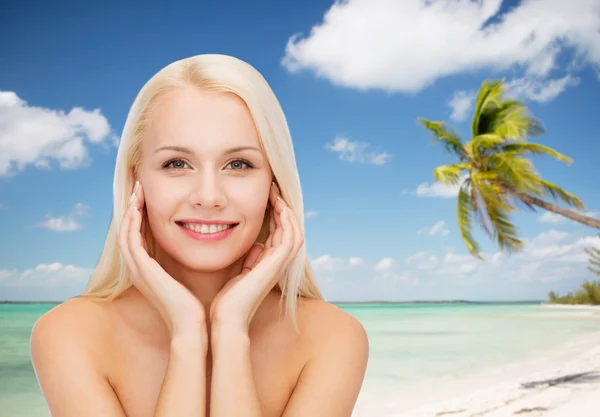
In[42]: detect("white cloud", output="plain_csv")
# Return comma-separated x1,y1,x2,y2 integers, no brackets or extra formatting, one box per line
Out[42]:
282,0,600,94
411,173,469,198
418,220,450,236
530,229,570,246
449,90,475,122
32,202,91,232
311,255,346,272
430,220,450,236
374,257,396,272
430,230,600,285
406,251,439,270
348,257,365,267
0,263,92,288
537,212,565,224
538,211,598,225
378,271,420,285
311,255,365,272
504,75,581,103
305,210,319,219
325,136,392,165
0,90,117,179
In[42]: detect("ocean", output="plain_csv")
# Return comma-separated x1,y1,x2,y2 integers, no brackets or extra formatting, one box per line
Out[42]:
1,302,599,417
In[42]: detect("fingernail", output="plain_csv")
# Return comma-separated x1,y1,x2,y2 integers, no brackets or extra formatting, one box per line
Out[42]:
133,180,140,193
283,206,288,217
128,192,136,206
276,195,286,206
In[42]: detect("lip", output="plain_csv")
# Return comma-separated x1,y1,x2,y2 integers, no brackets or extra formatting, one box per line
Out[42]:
177,219,238,225
177,222,237,242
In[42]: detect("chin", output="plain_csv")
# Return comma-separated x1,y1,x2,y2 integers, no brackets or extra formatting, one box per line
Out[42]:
180,253,242,272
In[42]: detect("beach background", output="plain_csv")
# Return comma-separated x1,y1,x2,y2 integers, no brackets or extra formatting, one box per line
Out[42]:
2,302,600,416
2,0,600,416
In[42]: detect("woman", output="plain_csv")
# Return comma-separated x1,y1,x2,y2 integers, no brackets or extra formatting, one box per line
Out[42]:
29,54,369,417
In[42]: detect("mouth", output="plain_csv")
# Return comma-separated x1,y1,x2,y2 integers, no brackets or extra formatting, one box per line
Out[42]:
175,221,239,235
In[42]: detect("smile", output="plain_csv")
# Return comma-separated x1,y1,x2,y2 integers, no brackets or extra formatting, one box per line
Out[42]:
176,221,238,242
178,222,236,234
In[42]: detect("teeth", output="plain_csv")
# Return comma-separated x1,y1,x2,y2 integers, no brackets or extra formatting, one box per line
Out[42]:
181,223,232,234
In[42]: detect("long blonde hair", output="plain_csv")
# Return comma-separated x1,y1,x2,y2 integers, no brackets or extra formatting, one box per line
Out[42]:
76,54,323,333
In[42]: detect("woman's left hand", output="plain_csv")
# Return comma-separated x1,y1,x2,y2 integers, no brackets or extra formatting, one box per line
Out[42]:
209,182,304,334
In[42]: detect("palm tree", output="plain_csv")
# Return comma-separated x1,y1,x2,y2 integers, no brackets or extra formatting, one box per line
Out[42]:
420,78,600,260
585,234,600,276
547,290,559,303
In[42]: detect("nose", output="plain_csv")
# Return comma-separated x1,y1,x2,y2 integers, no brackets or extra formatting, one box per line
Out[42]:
188,171,227,208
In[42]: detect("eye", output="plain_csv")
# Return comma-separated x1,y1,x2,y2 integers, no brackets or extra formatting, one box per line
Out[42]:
162,159,191,170
227,159,253,170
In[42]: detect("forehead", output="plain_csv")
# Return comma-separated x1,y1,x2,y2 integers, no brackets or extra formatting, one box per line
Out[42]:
145,86,260,151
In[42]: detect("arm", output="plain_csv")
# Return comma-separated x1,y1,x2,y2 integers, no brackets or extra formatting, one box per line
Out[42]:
209,325,263,417
154,331,208,417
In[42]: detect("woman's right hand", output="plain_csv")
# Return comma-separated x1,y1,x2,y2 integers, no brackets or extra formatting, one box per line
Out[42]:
117,179,207,341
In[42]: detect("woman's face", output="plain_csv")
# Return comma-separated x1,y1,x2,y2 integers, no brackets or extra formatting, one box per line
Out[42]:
138,86,272,271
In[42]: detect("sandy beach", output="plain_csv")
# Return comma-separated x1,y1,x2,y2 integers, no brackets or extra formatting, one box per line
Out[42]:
403,305,600,417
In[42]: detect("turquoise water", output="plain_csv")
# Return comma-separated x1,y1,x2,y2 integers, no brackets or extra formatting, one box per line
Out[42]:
1,302,599,416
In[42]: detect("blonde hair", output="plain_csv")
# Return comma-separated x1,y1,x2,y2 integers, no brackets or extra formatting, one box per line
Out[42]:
76,54,324,334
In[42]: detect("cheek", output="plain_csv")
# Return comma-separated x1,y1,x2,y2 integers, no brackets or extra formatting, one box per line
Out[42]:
234,185,270,221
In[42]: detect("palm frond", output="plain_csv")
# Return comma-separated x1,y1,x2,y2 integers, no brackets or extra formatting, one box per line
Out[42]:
469,134,506,160
584,235,600,276
433,162,470,185
488,152,542,193
470,186,492,240
500,143,572,165
419,118,468,160
457,183,484,260
470,172,522,252
539,179,585,210
472,79,505,138
488,100,545,140
484,198,523,252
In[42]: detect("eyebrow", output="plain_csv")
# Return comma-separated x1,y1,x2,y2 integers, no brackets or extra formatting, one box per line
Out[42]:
153,145,262,155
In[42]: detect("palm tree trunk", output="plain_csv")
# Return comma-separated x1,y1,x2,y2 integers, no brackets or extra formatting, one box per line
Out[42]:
506,187,600,229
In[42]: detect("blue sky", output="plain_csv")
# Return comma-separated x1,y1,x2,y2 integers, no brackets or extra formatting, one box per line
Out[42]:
1,0,599,302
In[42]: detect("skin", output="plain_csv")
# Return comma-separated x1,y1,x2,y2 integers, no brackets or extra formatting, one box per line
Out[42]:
30,86,369,417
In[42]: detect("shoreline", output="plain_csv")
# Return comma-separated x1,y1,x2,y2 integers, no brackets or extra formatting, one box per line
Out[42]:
405,330,600,416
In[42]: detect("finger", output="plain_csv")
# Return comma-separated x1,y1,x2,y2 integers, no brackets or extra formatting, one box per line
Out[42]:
140,208,148,252
265,205,275,249
284,206,304,264
132,180,149,252
118,203,140,281
127,205,154,295
270,184,284,228
272,208,283,248
243,243,264,271
268,203,276,235
136,180,146,212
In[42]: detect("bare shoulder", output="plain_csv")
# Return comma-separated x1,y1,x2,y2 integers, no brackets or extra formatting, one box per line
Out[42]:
297,298,369,357
30,296,113,371
279,298,370,416
32,296,109,335
30,297,127,416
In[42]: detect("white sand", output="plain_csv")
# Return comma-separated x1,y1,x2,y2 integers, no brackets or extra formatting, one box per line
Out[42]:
401,306,600,417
